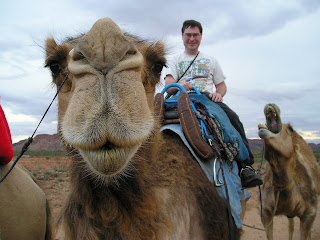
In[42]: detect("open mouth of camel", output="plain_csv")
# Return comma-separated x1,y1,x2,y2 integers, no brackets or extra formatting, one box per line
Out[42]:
265,105,281,134
258,103,282,136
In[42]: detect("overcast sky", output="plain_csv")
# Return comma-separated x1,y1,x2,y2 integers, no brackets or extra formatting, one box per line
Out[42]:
1,0,320,145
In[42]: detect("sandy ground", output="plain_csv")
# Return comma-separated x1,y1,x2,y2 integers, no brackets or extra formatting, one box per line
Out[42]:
242,188,320,240
19,157,320,240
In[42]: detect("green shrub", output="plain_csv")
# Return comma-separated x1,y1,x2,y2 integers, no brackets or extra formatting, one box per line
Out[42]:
13,150,67,157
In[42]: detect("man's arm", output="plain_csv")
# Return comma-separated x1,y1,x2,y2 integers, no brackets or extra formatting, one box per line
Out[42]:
164,75,193,95
209,81,227,102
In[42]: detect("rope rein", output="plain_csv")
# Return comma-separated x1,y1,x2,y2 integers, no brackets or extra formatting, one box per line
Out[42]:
242,145,266,232
264,190,281,228
259,144,264,218
257,144,281,229
242,146,283,232
0,71,70,184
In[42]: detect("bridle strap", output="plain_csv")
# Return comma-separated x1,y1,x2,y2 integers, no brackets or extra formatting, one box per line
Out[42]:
176,51,199,82
165,51,199,100
0,71,70,184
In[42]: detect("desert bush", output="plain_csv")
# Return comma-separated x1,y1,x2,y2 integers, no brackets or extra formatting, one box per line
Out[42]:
13,150,67,157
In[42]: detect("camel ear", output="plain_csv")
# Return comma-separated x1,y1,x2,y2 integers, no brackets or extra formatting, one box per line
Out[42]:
45,37,58,58
154,41,165,54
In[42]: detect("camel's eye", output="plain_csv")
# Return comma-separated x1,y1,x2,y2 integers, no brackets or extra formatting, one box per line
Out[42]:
46,63,62,76
152,62,166,75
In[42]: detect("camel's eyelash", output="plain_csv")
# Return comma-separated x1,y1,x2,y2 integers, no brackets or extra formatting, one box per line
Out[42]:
45,62,62,76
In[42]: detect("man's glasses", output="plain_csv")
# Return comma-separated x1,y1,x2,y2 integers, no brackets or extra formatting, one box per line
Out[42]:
183,33,201,38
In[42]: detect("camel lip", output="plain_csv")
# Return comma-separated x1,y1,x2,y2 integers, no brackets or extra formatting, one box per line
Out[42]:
79,143,140,177
79,139,137,154
64,138,119,153
258,123,267,130
258,123,271,139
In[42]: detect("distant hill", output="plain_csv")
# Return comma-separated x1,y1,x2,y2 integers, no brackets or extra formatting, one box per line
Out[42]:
12,134,65,151
248,139,263,150
248,138,320,151
12,133,319,152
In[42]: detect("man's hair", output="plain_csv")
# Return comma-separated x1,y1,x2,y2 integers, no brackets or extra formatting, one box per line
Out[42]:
182,20,203,34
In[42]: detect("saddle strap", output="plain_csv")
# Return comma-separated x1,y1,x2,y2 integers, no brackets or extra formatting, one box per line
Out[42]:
177,92,216,160
154,93,164,124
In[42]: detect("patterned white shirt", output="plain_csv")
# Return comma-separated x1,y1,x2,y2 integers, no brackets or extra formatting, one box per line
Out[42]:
166,52,226,93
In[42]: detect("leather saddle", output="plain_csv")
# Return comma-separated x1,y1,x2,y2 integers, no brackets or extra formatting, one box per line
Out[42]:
154,85,223,160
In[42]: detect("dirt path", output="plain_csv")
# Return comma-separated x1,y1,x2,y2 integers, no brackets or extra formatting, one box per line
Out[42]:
20,157,320,239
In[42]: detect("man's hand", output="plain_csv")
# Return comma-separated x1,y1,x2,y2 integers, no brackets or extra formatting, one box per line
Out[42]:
165,75,193,94
180,82,193,91
209,92,223,102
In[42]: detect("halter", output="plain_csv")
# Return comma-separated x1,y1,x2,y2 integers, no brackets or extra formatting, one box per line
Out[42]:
0,71,70,183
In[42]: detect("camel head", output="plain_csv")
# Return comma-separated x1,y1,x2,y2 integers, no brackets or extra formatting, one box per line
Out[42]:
45,18,166,179
258,103,295,159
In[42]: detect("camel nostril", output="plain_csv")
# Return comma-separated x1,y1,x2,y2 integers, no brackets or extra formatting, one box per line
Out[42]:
73,51,85,61
69,48,86,62
74,52,85,61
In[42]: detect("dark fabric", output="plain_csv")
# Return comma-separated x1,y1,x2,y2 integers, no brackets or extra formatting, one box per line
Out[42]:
0,105,13,166
215,102,254,166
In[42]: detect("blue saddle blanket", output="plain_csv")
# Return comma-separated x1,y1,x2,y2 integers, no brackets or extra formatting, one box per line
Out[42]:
160,124,250,228
165,93,249,162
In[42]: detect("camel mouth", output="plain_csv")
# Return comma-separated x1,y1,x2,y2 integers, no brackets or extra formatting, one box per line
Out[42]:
100,141,114,151
80,143,140,177
62,132,141,177
264,104,282,134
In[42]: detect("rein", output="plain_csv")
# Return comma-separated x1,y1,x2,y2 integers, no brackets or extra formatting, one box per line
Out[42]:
264,190,281,228
242,145,266,232
258,144,264,217
243,145,280,232
0,71,70,184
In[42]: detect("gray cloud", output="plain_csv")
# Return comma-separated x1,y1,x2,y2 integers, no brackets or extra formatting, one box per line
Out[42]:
1,0,320,143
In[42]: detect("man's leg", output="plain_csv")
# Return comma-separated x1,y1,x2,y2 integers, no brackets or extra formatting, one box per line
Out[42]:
216,102,262,188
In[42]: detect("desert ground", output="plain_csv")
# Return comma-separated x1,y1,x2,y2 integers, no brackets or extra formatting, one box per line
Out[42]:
18,157,320,240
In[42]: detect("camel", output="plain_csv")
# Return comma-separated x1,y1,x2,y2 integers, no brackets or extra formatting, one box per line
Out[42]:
45,18,242,239
258,103,320,240
0,162,52,239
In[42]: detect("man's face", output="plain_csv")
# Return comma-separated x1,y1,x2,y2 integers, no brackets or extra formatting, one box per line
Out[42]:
182,26,202,54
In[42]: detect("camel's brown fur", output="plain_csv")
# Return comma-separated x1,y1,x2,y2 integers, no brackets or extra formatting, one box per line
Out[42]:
0,162,52,240
45,18,239,239
258,103,320,240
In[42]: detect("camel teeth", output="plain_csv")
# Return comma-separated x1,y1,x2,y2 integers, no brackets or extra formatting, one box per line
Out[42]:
258,123,267,129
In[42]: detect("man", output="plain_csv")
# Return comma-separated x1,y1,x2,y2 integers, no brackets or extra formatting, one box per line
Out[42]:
165,20,262,188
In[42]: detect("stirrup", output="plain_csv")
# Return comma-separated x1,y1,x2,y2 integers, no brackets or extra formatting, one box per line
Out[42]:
213,157,224,187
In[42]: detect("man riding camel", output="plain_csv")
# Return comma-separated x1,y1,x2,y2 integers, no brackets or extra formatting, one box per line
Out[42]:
164,19,262,188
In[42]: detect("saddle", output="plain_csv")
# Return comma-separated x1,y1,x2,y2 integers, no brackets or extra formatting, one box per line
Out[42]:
154,84,224,160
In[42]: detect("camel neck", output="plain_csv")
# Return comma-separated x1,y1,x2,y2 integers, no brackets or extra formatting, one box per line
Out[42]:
269,158,295,190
